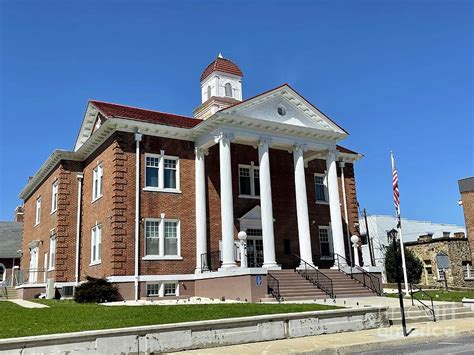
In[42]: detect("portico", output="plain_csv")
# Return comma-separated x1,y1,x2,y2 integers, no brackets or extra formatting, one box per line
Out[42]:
193,84,360,271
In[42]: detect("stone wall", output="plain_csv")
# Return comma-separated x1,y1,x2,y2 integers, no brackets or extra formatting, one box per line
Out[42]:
406,238,474,288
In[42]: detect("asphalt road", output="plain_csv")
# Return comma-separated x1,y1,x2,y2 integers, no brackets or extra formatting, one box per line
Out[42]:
351,335,474,355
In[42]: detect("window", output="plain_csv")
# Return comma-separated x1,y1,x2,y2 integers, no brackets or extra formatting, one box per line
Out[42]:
49,236,56,270
463,262,473,279
224,83,232,97
314,174,328,203
424,260,433,275
146,282,178,297
164,221,178,256
51,180,58,213
164,283,177,296
164,159,177,189
437,268,446,280
92,165,103,201
145,220,160,256
144,218,181,259
35,197,41,225
144,153,180,192
207,85,211,100
442,231,451,238
147,284,160,296
239,165,260,197
277,105,286,116
91,224,102,264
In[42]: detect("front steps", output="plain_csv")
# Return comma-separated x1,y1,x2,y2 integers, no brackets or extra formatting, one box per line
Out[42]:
264,270,329,301
0,287,19,299
318,269,377,298
389,302,474,324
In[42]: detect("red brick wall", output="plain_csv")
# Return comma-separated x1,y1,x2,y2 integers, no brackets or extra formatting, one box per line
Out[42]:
22,133,361,282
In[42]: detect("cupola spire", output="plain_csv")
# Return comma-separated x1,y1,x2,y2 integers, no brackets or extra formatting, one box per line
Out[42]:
193,55,243,120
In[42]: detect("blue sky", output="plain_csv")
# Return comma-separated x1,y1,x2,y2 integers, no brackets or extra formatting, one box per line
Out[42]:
0,0,472,225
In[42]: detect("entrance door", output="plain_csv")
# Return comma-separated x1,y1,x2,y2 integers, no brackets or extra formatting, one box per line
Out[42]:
319,226,334,259
29,247,38,283
246,229,264,267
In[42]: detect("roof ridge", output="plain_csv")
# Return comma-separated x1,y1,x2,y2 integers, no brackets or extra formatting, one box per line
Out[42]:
89,100,197,121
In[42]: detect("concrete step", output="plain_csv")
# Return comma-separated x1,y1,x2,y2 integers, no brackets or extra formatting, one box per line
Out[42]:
390,310,474,324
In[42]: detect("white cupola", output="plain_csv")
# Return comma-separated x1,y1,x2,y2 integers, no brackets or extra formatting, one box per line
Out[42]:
193,54,243,120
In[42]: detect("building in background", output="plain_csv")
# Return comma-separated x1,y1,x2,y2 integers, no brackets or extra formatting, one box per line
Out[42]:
405,233,473,288
359,214,466,282
0,209,23,286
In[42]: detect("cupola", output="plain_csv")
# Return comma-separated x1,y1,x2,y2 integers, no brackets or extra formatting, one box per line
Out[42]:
193,54,243,120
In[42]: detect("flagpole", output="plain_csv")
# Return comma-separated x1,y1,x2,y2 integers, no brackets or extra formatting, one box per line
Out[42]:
391,152,409,296
397,206,410,296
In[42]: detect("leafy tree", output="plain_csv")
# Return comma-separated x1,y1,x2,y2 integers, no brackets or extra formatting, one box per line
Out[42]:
74,276,120,303
385,241,423,284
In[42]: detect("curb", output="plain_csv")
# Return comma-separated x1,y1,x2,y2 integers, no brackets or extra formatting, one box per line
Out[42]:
297,328,474,354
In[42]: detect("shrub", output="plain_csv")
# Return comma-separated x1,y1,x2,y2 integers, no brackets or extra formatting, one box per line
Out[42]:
385,241,423,284
74,276,120,303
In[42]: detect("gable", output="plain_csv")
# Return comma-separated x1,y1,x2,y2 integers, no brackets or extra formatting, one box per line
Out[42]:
221,84,347,135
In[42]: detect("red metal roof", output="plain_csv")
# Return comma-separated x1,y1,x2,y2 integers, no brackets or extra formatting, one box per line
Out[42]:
90,100,201,129
200,57,243,81
336,145,359,155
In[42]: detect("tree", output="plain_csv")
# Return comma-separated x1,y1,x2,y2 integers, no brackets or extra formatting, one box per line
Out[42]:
385,241,423,284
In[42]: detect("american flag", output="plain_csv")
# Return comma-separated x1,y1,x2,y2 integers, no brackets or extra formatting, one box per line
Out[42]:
391,152,400,217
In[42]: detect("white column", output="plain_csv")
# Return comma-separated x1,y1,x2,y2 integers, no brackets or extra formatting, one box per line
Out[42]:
258,138,278,269
326,149,346,266
339,161,353,265
353,244,360,267
293,144,314,266
195,147,207,273
218,133,237,268
75,173,84,285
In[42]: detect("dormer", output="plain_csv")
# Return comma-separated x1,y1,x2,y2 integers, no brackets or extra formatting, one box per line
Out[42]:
194,54,243,120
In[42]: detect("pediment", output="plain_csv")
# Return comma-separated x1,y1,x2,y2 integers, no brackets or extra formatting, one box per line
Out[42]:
239,205,262,221
221,84,346,135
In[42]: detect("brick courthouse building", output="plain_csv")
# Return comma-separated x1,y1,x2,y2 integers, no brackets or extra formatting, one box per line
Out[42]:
18,55,368,301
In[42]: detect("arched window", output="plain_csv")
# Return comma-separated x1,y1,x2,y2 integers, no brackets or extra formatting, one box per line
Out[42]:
207,86,211,100
224,83,233,97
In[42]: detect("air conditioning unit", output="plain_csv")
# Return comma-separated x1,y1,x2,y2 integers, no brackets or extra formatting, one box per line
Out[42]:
61,286,75,298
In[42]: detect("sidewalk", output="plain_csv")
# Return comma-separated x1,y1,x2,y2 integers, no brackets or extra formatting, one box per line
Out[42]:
5,299,49,308
171,318,474,354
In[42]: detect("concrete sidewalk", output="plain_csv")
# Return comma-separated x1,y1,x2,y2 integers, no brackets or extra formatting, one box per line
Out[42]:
171,318,474,354
5,299,49,308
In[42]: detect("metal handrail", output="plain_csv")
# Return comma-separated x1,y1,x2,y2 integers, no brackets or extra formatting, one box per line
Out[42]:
333,253,382,295
267,272,283,302
410,283,436,322
293,254,334,298
201,251,221,272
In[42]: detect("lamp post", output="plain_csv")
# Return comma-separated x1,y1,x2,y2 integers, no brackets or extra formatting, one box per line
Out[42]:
350,235,360,267
388,228,407,337
238,231,248,268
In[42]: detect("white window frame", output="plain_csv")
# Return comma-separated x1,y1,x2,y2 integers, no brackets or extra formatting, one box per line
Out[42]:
238,164,260,199
143,152,180,193
49,236,56,271
224,82,233,98
51,180,58,213
463,262,473,280
314,173,329,204
146,282,180,297
143,217,182,260
35,197,41,226
319,225,334,260
437,268,446,280
92,164,103,202
90,224,102,265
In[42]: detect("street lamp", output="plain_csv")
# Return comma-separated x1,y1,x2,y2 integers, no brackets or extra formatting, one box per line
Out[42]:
237,231,248,268
350,235,360,267
388,228,407,337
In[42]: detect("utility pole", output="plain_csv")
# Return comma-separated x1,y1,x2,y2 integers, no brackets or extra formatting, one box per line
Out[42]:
363,209,375,266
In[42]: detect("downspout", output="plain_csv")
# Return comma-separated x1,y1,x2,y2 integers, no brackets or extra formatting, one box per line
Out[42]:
75,173,84,285
134,133,143,301
338,161,353,265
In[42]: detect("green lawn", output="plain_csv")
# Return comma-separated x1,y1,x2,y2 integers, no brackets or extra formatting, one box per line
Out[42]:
386,289,474,302
0,300,339,339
